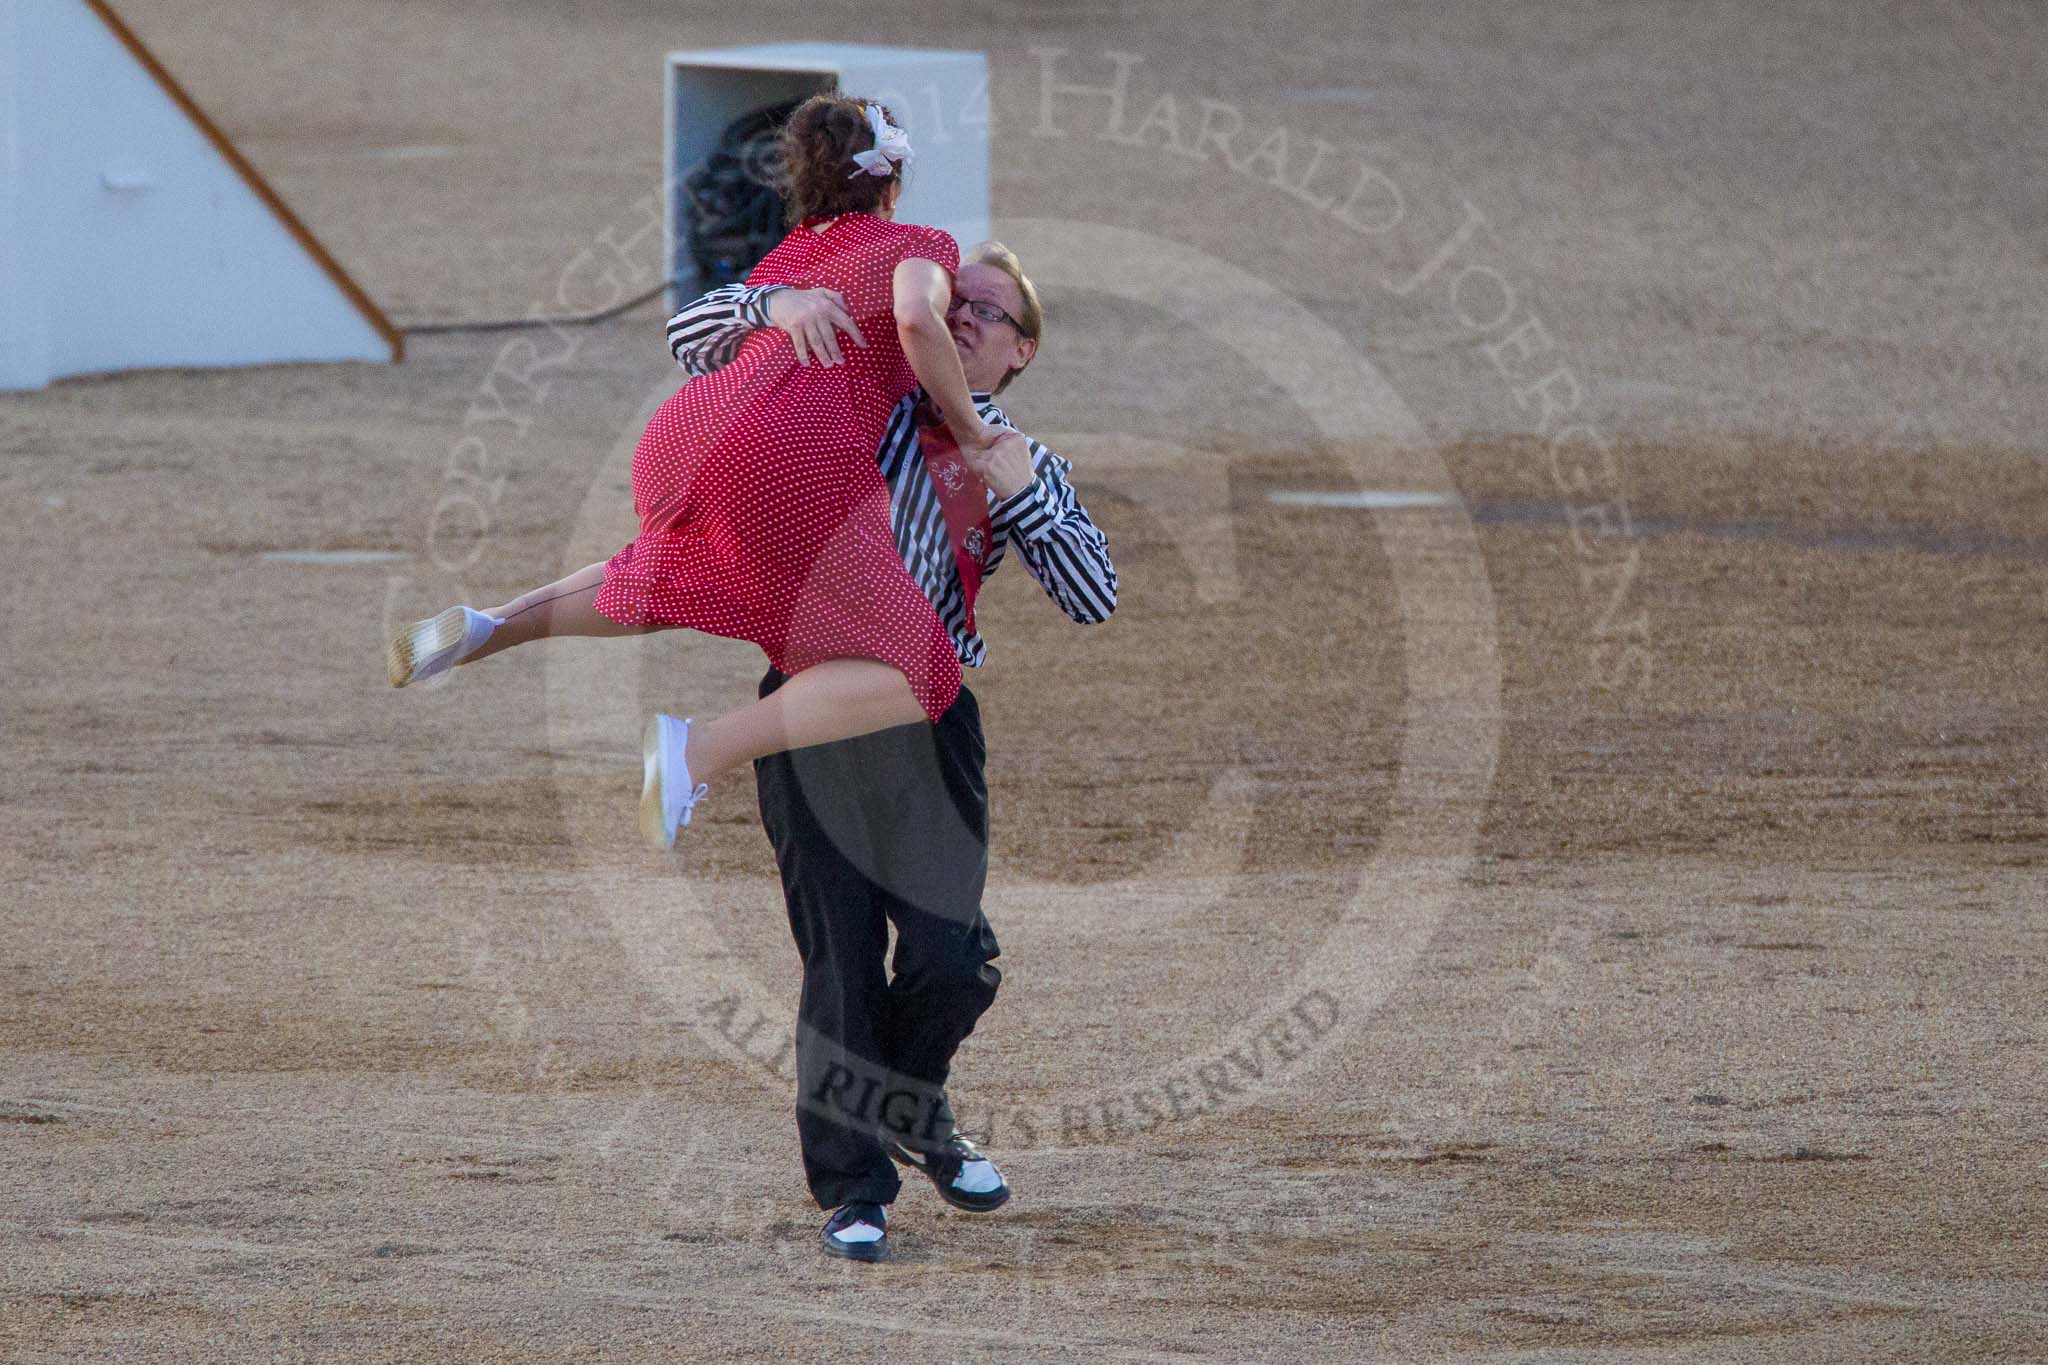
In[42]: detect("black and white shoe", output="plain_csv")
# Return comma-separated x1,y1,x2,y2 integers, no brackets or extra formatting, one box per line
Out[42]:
888,1133,1011,1213
821,1200,890,1262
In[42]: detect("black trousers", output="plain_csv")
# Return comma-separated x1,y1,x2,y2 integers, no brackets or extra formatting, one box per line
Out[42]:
754,669,1002,1209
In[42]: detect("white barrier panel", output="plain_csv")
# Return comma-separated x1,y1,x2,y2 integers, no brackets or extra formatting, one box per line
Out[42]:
0,0,399,391
665,43,990,310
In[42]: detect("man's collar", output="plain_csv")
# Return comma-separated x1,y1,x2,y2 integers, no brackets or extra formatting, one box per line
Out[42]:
909,387,996,405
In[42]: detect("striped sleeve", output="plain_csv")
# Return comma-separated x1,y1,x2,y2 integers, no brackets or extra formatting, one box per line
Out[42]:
983,434,1119,625
666,284,786,376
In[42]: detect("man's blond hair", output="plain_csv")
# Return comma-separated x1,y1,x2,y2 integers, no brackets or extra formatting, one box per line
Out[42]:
964,240,1041,394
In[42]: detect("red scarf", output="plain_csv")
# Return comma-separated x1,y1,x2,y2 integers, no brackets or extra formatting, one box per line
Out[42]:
914,403,996,635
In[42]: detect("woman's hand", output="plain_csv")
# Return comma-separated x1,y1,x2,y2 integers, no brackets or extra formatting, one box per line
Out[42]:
957,424,1036,501
766,288,867,367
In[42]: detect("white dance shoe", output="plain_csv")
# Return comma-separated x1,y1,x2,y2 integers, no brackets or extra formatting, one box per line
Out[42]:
387,607,500,688
640,713,709,851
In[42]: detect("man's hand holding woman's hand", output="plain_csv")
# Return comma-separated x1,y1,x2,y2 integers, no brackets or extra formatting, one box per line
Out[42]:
933,400,1033,498
959,424,1035,501
766,288,867,367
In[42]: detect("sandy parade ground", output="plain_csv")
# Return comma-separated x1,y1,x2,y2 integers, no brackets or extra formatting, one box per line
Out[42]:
3,1,2044,1359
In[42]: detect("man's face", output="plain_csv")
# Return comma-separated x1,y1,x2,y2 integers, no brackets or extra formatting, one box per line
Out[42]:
948,262,1037,394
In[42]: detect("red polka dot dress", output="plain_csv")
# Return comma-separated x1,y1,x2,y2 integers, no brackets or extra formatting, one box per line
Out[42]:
592,214,963,722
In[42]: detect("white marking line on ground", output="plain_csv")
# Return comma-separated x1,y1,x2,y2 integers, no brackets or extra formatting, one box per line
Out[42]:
1266,490,1455,509
257,549,410,564
360,144,455,161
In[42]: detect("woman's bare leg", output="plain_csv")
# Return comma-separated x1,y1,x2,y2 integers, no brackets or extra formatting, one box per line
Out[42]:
464,561,658,666
389,560,667,687
683,658,927,783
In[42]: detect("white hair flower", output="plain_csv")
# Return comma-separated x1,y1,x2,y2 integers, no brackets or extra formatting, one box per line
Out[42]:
847,104,913,179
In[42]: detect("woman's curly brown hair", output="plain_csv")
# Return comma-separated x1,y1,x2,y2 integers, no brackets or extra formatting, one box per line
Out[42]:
778,93,905,226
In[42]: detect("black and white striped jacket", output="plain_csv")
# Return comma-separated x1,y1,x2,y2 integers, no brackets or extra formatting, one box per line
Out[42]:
666,284,1118,666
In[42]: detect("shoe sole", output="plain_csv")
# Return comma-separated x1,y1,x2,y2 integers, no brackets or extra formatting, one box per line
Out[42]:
387,607,466,688
820,1233,889,1263
888,1146,1011,1213
639,716,673,851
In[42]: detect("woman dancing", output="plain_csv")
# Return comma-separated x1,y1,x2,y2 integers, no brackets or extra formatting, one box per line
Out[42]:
386,95,1025,851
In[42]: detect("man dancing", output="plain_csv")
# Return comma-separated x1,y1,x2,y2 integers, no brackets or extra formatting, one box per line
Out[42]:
666,241,1117,1261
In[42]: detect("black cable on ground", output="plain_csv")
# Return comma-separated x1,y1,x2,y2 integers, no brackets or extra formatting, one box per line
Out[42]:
396,280,674,336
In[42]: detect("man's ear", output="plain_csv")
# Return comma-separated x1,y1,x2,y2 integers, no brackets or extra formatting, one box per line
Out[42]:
1012,335,1038,371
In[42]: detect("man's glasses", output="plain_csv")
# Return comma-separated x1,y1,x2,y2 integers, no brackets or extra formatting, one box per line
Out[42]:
947,296,1022,332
